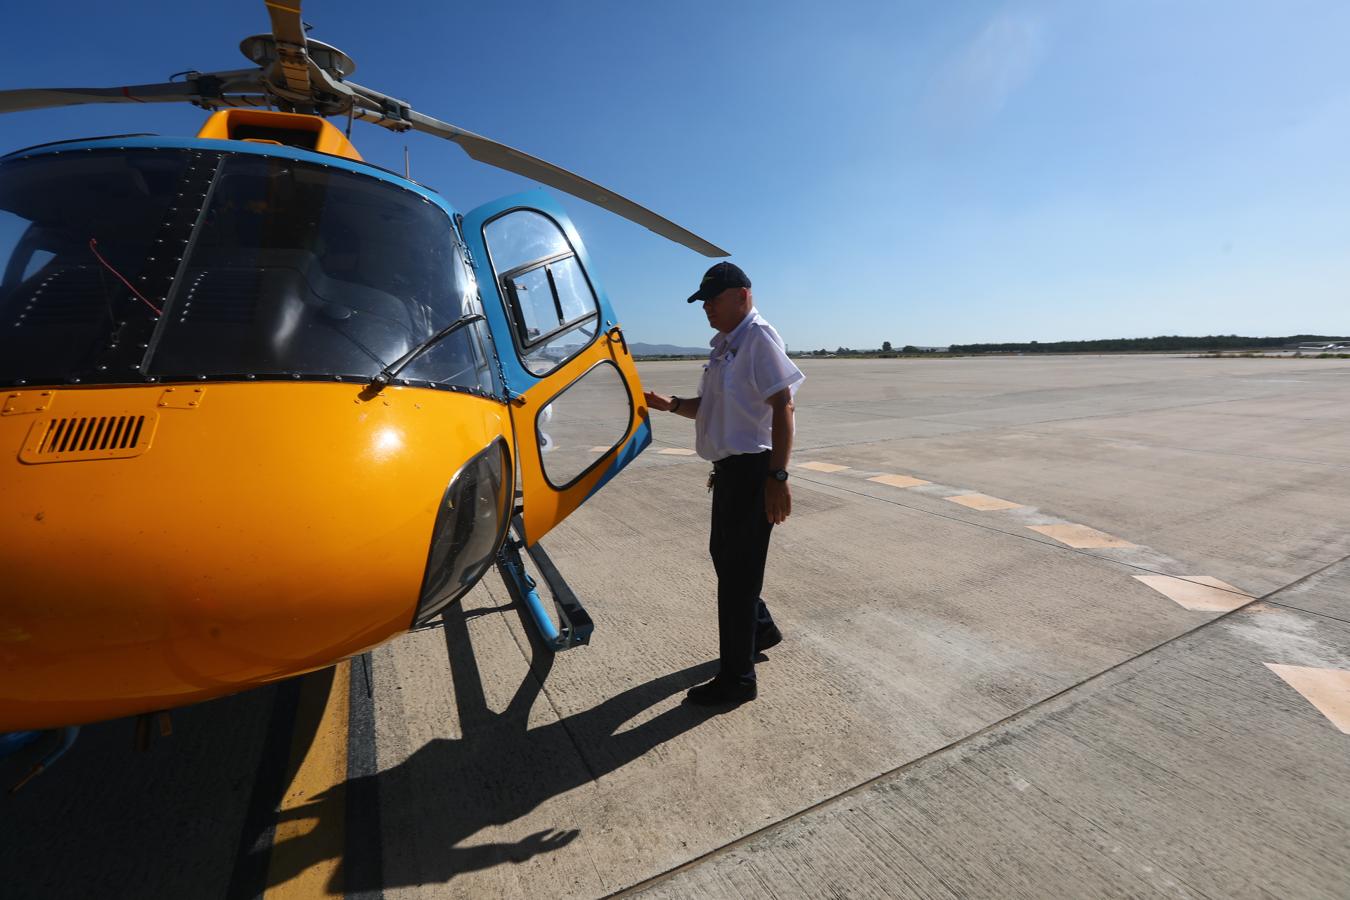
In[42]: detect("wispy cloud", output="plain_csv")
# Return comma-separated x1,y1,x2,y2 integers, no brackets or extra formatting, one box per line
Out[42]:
926,10,1048,130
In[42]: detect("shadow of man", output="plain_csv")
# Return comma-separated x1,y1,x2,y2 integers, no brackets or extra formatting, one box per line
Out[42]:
260,584,720,893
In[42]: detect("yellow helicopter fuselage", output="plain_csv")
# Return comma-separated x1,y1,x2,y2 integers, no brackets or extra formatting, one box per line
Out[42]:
0,109,652,732
1,381,510,730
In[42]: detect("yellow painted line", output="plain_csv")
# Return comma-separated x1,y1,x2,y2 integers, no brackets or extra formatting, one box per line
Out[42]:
945,493,1024,511
265,661,351,899
657,448,697,456
589,446,610,452
867,473,930,489
797,461,850,473
1133,575,1251,612
265,2,303,13
1027,523,1136,549
1265,663,1350,734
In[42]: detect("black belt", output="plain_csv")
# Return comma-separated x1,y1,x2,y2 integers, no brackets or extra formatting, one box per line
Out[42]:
713,449,771,470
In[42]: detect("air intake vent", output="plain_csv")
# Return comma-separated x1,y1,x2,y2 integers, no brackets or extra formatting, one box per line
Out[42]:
20,412,158,463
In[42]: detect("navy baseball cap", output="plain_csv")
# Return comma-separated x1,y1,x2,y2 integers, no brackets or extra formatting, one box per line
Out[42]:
686,261,751,303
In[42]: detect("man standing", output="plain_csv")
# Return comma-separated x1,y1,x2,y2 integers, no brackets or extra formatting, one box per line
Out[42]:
644,262,804,706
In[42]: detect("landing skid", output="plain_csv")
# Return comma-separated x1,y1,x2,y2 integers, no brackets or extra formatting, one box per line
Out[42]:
495,515,594,651
3,725,80,792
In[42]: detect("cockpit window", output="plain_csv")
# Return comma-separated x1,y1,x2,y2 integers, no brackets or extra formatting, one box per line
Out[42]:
148,155,494,392
0,151,188,384
0,148,497,395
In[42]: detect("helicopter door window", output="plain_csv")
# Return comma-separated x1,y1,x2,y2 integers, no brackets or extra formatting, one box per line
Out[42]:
483,210,600,376
535,360,634,489
483,209,569,271
549,255,594,322
507,265,559,342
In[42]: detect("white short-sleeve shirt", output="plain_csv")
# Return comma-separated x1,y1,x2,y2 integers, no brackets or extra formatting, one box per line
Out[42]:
695,308,804,462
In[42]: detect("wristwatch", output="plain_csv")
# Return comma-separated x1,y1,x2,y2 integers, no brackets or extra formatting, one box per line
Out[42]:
768,468,789,482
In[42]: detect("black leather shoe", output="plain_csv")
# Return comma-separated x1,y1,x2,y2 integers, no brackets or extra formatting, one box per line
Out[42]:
755,626,783,653
685,678,757,706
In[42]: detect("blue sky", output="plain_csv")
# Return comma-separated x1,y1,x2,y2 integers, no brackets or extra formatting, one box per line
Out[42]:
2,1,1346,349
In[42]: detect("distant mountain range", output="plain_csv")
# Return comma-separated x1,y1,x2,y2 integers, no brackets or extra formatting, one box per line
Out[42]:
629,342,709,357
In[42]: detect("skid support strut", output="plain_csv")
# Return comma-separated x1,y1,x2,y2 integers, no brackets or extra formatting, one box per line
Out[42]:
495,515,594,651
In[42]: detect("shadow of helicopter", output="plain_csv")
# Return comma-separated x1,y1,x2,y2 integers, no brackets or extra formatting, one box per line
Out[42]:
249,581,721,894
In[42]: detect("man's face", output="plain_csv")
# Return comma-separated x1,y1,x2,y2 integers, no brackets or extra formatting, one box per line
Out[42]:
702,287,751,334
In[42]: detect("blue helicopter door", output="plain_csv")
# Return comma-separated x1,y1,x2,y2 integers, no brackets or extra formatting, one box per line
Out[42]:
461,190,651,545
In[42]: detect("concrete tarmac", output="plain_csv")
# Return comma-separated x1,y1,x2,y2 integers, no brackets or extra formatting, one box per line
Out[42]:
3,355,1348,899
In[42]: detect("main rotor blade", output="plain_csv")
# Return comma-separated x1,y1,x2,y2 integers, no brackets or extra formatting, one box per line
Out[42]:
0,72,263,115
404,109,728,258
264,0,311,96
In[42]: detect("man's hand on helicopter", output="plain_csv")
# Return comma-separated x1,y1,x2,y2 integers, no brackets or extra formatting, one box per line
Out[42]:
644,391,699,419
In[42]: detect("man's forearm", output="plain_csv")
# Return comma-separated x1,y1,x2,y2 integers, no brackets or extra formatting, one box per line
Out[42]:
673,395,700,419
769,396,794,470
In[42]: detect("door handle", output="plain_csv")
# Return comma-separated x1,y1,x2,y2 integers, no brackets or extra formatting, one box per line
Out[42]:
607,325,629,356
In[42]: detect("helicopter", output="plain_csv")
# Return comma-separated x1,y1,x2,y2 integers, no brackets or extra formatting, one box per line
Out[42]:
0,1,727,769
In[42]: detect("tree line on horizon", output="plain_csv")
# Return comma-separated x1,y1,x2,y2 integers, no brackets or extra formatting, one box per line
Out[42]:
945,334,1349,354
646,334,1349,359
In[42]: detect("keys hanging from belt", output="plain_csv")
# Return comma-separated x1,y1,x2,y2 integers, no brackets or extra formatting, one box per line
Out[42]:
707,469,716,493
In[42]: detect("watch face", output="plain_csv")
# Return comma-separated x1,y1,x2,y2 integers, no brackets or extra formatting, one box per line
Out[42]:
772,469,788,481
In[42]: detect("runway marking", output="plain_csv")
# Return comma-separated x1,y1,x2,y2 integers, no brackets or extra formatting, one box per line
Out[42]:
265,661,351,898
1027,523,1136,549
1133,575,1251,611
797,461,850,473
590,446,610,452
867,473,930,489
1265,663,1350,734
945,493,1024,511
657,448,697,456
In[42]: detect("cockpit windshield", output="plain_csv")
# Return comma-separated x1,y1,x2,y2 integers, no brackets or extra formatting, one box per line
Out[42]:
0,147,496,394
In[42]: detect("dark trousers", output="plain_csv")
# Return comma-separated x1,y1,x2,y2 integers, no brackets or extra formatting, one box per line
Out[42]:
710,450,779,685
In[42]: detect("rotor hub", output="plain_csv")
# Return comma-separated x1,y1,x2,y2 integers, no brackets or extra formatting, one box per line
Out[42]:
239,35,356,80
